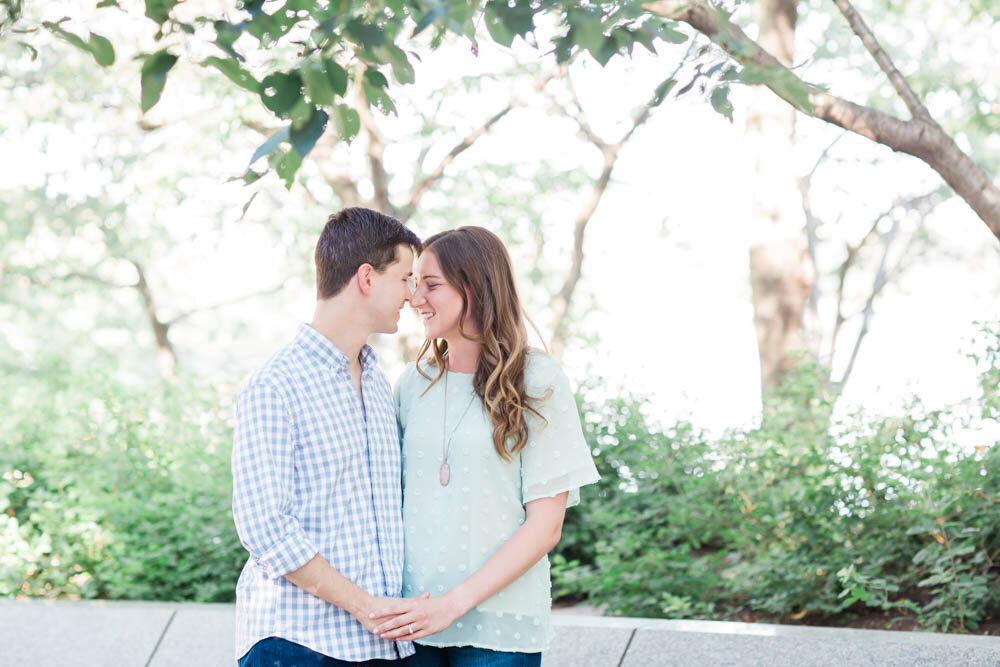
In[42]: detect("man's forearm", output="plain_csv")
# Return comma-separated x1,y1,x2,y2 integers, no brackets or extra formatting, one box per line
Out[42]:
285,553,373,619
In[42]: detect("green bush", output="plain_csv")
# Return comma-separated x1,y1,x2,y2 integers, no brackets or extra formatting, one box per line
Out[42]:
5,330,999,633
554,346,1000,632
0,365,244,601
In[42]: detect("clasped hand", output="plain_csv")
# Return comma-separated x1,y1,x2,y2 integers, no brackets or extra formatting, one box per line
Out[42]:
367,592,462,641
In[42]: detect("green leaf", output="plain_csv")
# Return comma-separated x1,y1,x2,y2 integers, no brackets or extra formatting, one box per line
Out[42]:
289,108,329,157
611,28,634,57
96,0,120,7
88,33,115,66
140,50,178,112
288,98,314,126
363,80,397,115
380,44,415,85
630,27,657,55
275,149,303,189
301,61,334,105
710,86,734,122
260,71,303,116
652,19,688,44
412,6,447,36
491,0,535,39
345,18,385,48
323,58,348,96
363,69,389,89
333,104,360,141
202,56,261,93
144,0,177,25
568,9,605,53
249,126,290,167
42,21,114,67
589,37,618,67
18,42,39,61
652,77,676,105
484,2,515,47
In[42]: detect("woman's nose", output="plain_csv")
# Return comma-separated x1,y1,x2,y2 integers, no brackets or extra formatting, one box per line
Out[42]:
410,290,425,307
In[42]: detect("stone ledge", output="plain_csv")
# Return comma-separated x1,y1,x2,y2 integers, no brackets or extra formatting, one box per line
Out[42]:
2,600,998,666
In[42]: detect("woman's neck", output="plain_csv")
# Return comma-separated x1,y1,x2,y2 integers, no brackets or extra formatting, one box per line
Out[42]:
443,335,480,373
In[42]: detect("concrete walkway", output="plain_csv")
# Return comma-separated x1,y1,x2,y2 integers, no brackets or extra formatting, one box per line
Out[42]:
2,599,1000,666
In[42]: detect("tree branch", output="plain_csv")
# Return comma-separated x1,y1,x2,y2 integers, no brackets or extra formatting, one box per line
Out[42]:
403,103,516,217
354,80,395,217
547,60,683,357
829,0,933,123
642,0,1000,241
402,69,562,219
126,258,177,379
166,281,288,327
836,216,900,389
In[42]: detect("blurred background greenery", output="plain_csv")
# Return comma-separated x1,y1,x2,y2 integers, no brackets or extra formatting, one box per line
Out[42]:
2,0,999,635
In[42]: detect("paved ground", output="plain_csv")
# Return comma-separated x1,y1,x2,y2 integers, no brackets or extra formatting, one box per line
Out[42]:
2,599,1000,666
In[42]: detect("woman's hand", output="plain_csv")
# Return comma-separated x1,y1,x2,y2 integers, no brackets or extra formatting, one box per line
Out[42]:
369,592,465,641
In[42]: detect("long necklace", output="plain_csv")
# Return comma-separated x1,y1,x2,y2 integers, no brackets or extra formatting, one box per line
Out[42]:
440,369,477,486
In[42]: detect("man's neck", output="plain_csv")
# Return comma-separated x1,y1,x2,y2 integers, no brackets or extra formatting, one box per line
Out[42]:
311,298,370,372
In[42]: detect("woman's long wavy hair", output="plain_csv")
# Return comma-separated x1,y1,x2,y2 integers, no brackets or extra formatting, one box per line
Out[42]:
416,227,545,462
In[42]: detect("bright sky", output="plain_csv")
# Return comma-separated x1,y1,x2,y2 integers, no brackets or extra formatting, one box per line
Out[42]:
7,1,1000,439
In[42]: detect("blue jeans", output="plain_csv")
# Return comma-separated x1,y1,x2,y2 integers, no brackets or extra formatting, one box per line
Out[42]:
403,643,542,667
239,637,402,667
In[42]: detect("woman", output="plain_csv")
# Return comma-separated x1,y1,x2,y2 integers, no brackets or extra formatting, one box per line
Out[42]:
370,227,600,666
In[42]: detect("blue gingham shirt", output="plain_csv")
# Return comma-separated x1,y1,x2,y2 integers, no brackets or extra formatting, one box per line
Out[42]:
232,323,413,662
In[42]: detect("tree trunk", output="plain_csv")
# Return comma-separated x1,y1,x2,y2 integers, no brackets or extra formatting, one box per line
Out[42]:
745,0,815,392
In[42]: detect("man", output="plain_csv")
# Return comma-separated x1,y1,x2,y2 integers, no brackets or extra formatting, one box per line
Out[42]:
232,207,421,666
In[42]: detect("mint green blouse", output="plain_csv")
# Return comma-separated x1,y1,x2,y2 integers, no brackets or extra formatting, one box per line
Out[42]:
393,351,600,652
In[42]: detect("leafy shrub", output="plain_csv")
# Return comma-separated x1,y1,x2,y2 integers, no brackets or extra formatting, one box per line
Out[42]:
0,365,244,601
555,334,1000,632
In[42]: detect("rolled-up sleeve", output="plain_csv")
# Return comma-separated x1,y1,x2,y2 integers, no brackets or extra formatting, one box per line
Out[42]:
232,378,318,579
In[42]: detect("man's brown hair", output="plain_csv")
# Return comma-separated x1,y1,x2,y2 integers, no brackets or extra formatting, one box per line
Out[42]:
315,207,420,298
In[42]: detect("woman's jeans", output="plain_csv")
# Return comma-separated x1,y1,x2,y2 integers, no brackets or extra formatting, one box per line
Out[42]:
403,642,542,667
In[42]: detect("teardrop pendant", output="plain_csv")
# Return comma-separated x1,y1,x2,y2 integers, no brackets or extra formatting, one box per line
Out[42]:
439,462,451,486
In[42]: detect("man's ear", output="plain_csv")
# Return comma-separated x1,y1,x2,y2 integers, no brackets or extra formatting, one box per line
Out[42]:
356,263,375,296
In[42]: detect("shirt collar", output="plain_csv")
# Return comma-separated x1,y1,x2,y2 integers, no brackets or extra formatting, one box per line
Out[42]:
296,323,378,376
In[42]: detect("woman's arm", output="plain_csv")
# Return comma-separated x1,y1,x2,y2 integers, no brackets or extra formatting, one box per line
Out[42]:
369,492,569,641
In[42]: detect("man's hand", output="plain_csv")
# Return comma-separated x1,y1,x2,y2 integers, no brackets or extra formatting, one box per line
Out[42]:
369,593,463,641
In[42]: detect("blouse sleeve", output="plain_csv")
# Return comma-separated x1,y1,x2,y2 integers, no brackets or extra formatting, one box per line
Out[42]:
519,353,600,508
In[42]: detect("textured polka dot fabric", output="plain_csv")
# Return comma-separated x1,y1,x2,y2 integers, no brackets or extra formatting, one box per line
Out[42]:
394,350,600,652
